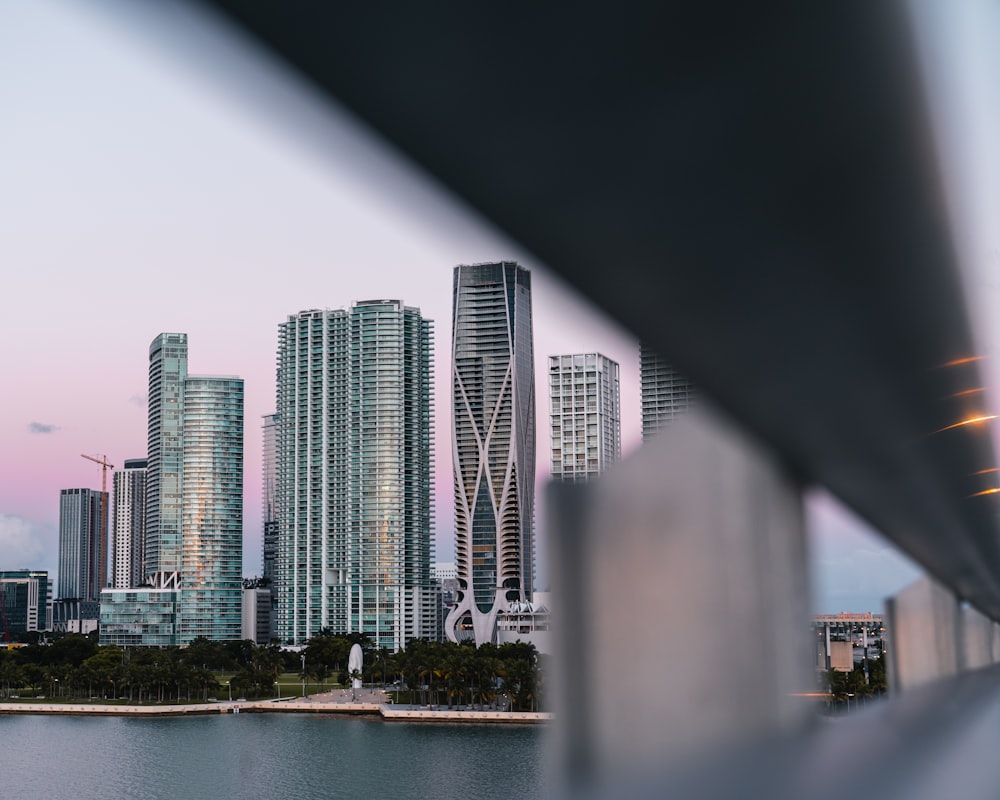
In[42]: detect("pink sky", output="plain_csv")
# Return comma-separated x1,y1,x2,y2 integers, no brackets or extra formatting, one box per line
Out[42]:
0,2,645,590
13,1,1000,612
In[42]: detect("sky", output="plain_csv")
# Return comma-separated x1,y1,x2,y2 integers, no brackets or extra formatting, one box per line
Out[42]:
4,0,998,615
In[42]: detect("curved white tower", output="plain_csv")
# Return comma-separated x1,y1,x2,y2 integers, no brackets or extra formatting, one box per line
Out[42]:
446,262,536,646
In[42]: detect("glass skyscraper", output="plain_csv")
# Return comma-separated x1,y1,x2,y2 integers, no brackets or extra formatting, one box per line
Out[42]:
275,300,435,649
177,375,244,643
55,487,107,630
57,488,106,604
103,334,243,646
146,332,188,575
446,262,536,646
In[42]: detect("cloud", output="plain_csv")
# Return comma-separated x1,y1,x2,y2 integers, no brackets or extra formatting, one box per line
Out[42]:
129,393,148,408
27,421,59,434
0,514,47,568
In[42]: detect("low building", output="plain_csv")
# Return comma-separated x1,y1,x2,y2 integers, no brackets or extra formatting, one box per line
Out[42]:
99,585,179,647
496,594,551,654
242,585,271,644
0,570,51,633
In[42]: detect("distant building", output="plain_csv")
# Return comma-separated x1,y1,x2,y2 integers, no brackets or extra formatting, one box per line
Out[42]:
242,584,272,645
275,301,436,650
54,487,107,631
0,570,50,633
639,342,695,440
112,458,147,589
99,583,179,647
813,612,885,671
262,413,279,642
100,333,243,647
496,591,552,655
176,375,244,644
549,353,621,482
446,262,536,647
432,561,459,642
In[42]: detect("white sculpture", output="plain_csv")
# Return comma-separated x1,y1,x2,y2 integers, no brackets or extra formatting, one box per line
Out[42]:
348,643,363,700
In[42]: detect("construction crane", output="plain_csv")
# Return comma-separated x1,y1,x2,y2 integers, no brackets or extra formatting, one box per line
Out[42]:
82,453,114,592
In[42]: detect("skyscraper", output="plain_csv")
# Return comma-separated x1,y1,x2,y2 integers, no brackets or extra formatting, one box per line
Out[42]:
262,412,279,640
549,353,621,482
640,341,695,440
177,375,244,643
102,334,243,646
146,332,188,577
55,487,107,630
446,262,536,646
275,300,435,649
112,458,147,589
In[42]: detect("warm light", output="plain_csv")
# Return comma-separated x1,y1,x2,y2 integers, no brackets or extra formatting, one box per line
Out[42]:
942,356,985,367
936,414,997,432
969,488,1000,498
951,388,986,398
972,468,1000,476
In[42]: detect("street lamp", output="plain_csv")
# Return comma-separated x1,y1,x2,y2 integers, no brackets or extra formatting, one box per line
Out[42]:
226,681,232,702
301,654,306,698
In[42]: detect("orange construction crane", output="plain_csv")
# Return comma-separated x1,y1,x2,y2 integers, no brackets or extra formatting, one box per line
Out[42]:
81,453,114,592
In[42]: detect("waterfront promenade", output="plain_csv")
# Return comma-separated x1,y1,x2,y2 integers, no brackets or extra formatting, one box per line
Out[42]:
0,690,551,723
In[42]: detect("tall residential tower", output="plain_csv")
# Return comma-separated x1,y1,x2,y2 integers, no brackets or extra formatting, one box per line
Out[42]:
549,353,621,482
112,458,147,589
275,301,435,649
54,487,107,631
446,262,536,646
101,334,243,646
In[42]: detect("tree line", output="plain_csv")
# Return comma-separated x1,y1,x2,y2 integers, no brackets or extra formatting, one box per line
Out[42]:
0,632,543,710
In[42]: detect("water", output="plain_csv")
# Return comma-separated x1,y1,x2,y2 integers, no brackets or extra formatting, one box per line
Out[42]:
0,713,550,800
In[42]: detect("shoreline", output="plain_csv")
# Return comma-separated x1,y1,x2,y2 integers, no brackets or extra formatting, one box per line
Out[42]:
0,699,551,724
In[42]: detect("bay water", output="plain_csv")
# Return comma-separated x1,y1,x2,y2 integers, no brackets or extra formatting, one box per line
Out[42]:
0,713,550,799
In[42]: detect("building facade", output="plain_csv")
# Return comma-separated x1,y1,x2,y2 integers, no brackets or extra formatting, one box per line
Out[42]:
101,334,243,647
242,584,272,645
176,375,244,644
99,587,179,647
640,341,695,440
275,300,436,650
55,488,107,629
446,262,536,646
262,412,279,640
112,458,147,589
549,353,621,482
0,570,50,633
146,332,188,577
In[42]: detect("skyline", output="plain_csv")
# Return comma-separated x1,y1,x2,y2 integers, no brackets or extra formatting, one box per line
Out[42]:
0,1,941,615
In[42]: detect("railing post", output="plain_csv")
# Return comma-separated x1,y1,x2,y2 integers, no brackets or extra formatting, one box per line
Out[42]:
550,404,813,796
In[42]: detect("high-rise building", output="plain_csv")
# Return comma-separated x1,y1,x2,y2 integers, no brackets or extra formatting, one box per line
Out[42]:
446,262,536,646
262,412,279,639
177,375,244,643
54,487,107,630
549,353,621,482
275,300,435,649
0,570,50,633
112,458,147,589
146,332,188,577
640,341,695,440
101,334,243,646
